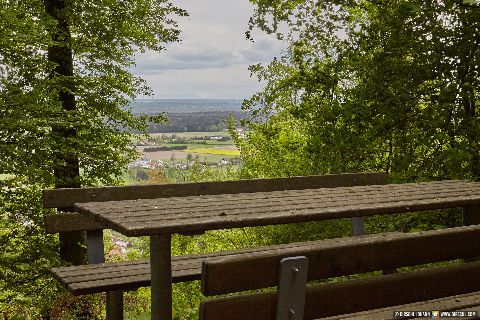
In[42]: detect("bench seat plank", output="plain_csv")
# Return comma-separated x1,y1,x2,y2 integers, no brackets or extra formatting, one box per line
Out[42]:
51,247,280,295
73,180,480,236
320,291,480,320
52,235,386,295
200,261,480,320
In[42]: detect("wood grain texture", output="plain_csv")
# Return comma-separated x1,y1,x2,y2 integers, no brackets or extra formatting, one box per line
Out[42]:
50,251,219,295
43,172,388,209
199,261,480,320
51,226,480,295
201,224,480,295
74,180,480,236
51,235,397,295
320,291,480,320
44,172,388,233
45,213,104,233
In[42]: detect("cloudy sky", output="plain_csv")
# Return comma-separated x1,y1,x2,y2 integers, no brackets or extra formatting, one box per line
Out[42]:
132,0,285,99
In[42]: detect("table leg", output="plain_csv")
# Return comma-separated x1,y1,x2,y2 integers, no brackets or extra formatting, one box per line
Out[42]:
106,291,124,320
150,234,172,320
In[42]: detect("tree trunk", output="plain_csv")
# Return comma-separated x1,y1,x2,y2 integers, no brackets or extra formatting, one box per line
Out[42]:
44,0,86,265
461,63,479,181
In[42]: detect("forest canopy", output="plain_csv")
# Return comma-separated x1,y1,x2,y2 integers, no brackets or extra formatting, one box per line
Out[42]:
239,0,480,182
1,0,480,317
0,0,186,316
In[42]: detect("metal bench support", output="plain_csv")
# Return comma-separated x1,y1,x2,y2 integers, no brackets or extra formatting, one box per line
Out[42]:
86,230,123,320
350,216,365,236
276,256,308,320
86,230,105,264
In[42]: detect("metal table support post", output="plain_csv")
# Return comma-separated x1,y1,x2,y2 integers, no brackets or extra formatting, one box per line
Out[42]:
150,234,172,320
87,230,123,319
106,292,124,320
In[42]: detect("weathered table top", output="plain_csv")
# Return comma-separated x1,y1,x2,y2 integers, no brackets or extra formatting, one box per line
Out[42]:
74,180,480,236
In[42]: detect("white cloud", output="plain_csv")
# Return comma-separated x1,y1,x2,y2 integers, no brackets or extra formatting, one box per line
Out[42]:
140,65,264,99
133,46,243,74
134,37,283,74
131,0,286,99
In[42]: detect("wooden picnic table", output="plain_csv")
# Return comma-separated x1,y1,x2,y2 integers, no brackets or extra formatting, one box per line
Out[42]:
73,179,480,320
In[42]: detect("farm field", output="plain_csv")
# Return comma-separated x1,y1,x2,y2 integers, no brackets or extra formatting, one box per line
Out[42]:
149,131,231,139
185,147,240,156
136,146,211,160
135,132,239,163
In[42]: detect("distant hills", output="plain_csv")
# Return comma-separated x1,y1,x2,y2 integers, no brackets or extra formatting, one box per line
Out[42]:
128,99,246,133
130,99,243,114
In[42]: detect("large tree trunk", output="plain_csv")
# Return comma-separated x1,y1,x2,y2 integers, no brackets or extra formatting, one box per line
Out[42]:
44,0,86,265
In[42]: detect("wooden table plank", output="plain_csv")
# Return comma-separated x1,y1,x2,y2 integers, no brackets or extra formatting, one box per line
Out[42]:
77,182,472,217
74,181,480,236
73,180,466,213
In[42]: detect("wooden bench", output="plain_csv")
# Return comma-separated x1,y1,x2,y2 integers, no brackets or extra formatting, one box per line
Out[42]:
45,172,388,318
199,224,480,320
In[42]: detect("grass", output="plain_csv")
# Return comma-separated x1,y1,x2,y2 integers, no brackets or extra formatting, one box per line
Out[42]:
183,148,240,156
202,140,234,145
164,143,207,149
199,154,238,163
121,172,139,186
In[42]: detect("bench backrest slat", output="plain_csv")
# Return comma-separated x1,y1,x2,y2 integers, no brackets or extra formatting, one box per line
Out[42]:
44,172,388,233
200,261,480,320
201,224,480,296
45,212,104,233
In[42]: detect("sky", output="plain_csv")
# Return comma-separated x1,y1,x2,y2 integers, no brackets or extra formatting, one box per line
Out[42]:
131,0,285,100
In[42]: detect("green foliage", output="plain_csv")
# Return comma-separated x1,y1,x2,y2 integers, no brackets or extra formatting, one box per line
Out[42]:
242,0,480,182
48,294,104,320
237,110,313,178
231,0,480,276
0,0,186,316
169,163,240,183
1,0,186,185
0,178,61,317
